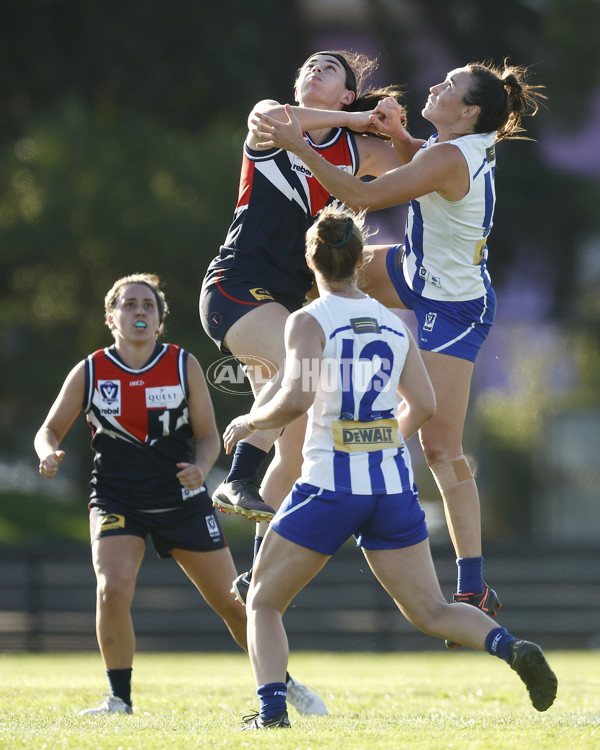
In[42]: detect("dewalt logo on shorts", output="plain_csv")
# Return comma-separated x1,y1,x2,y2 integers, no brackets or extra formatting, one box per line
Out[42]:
249,287,274,301
97,513,126,533
333,418,402,453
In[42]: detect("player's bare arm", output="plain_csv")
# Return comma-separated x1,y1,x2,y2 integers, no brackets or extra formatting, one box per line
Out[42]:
34,361,85,478
252,105,464,210
177,354,220,490
222,311,323,453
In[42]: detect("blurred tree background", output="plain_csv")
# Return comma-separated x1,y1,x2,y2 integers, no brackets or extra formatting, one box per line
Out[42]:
1,0,599,545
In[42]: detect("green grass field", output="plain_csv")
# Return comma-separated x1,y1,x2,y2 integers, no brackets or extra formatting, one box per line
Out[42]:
0,651,598,749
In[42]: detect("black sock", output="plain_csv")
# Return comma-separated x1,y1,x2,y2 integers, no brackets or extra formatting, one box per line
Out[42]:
226,443,268,483
106,668,132,706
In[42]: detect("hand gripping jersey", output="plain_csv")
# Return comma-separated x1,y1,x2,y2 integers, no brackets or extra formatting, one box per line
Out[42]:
403,131,497,302
299,293,415,495
204,128,360,300
84,343,204,510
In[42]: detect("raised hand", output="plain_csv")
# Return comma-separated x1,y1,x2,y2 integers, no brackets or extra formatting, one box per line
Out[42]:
370,97,409,140
251,104,306,153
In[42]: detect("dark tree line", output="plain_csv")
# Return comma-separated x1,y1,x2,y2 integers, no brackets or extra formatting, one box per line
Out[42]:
1,0,599,519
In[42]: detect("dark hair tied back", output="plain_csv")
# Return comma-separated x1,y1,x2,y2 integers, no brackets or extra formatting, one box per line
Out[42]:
306,207,365,282
502,73,521,94
464,59,546,141
330,217,355,247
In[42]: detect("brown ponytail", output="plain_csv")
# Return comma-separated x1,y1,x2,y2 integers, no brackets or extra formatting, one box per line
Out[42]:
306,206,367,281
464,59,547,141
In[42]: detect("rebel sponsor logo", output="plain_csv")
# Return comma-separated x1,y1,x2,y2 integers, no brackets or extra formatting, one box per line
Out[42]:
98,380,121,416
290,154,313,177
290,154,352,178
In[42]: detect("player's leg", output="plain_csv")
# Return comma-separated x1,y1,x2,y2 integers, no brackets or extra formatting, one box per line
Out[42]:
364,541,489,644
418,351,481,558
245,530,330,724
80,533,145,715
418,350,500,617
224,300,289,455
212,302,291,521
363,542,557,712
223,305,307,605
232,413,307,604
358,244,409,308
260,410,306,511
173,546,247,650
92,533,145,667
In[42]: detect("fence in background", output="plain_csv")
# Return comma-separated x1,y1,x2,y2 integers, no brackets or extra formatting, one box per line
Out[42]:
1,541,599,653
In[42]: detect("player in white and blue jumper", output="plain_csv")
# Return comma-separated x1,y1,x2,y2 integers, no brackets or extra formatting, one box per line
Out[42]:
251,60,547,639
223,207,556,729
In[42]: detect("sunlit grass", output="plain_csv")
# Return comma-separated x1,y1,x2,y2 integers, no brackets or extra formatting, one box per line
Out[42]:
0,651,598,749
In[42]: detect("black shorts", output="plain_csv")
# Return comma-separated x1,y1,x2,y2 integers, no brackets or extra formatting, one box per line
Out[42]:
199,269,305,352
89,498,227,559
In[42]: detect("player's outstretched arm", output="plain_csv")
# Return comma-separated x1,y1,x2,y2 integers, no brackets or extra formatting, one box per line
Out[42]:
222,311,323,454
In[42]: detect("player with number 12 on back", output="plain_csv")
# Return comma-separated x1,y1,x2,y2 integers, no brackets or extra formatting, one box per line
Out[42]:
223,207,557,730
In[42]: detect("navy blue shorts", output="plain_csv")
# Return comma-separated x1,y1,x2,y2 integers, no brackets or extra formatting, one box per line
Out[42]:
270,482,428,556
199,269,305,352
386,245,496,363
89,496,227,558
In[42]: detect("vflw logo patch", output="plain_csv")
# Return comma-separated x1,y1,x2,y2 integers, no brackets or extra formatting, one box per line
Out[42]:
98,380,121,416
